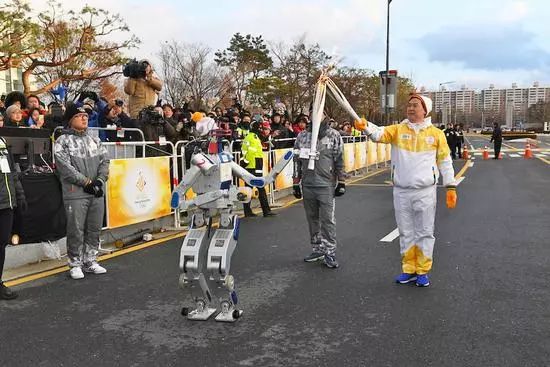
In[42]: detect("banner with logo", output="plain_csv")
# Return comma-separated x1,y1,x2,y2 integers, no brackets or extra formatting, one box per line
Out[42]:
106,157,172,228
274,148,294,190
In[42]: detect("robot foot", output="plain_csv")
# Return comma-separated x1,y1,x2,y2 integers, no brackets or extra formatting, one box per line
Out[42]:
182,299,217,321
215,308,243,322
214,299,243,322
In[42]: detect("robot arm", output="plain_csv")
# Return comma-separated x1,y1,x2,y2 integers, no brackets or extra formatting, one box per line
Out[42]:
171,165,201,209
229,161,266,187
228,150,293,188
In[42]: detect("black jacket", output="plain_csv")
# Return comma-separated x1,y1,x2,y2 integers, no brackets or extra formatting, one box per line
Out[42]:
0,137,26,210
490,126,502,142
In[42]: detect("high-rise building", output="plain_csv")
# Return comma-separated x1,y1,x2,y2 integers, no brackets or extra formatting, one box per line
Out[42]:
422,82,550,128
0,67,24,96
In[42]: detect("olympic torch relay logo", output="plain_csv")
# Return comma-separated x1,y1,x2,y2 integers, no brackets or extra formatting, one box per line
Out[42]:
136,171,146,192
107,157,171,228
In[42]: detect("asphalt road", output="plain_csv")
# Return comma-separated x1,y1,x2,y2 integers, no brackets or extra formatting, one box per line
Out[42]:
1,157,549,367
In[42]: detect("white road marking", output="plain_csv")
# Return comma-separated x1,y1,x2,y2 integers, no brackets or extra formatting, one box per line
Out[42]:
509,154,521,158
468,161,475,167
380,228,400,242
456,177,465,186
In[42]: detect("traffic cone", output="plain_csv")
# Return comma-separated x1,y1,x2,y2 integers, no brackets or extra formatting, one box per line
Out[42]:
524,142,533,159
462,146,469,160
482,146,489,160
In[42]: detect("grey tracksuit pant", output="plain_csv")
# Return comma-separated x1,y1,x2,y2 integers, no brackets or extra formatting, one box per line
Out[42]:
302,186,337,256
64,197,104,268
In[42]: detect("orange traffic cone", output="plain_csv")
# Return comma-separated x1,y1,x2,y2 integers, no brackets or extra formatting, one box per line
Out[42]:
482,146,489,160
524,142,533,159
462,146,469,160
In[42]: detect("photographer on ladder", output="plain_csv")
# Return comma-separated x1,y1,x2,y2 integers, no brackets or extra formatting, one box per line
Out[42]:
123,59,163,119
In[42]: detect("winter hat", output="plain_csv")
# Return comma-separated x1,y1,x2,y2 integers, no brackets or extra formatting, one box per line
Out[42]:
409,94,432,117
64,102,87,124
191,111,204,123
5,104,22,118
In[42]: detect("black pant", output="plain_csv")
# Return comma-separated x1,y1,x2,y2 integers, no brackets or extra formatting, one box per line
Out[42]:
456,142,462,158
0,208,15,280
242,168,271,215
449,143,457,159
493,140,502,158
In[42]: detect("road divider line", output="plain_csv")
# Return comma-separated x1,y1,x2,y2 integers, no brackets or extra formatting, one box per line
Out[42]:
380,228,399,242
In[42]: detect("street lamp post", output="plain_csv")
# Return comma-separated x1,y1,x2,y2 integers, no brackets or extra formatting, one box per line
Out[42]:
385,0,392,125
438,81,455,127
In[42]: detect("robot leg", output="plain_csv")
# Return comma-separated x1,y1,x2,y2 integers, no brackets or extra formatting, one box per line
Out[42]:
179,212,217,320
206,212,243,322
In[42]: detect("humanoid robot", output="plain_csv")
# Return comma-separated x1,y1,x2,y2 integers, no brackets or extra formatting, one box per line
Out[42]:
170,122,292,322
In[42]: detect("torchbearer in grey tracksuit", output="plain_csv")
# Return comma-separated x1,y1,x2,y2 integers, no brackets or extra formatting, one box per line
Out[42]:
292,118,346,269
54,103,110,280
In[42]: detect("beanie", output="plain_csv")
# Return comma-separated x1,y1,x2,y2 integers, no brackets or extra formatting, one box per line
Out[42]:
5,104,21,119
409,94,433,117
64,102,86,124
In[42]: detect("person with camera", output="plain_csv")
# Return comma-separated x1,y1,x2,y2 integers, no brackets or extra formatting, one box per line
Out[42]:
98,99,140,142
138,106,176,157
54,103,110,280
0,136,27,300
292,116,346,269
123,59,163,119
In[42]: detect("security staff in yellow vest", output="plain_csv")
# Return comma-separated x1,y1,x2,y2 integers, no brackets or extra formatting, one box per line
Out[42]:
240,121,276,218
236,114,252,139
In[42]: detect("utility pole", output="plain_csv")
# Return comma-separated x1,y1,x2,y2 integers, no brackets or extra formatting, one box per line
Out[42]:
385,0,391,125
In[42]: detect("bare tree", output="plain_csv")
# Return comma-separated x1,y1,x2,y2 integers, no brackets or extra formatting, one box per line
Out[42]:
159,41,230,110
269,36,331,119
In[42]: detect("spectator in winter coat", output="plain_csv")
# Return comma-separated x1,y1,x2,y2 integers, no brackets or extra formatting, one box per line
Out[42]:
0,137,27,300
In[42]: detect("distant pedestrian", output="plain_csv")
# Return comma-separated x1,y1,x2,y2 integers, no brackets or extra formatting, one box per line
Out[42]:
444,123,457,159
490,123,502,159
455,124,465,158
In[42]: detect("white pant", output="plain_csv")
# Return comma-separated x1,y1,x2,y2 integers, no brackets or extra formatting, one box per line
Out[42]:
393,186,437,274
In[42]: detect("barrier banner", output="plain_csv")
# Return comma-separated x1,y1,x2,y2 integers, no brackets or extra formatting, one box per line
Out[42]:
354,142,367,170
106,157,171,228
274,148,294,190
377,143,386,163
343,143,355,172
367,141,378,166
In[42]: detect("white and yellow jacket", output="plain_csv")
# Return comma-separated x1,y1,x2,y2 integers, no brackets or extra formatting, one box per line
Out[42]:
365,118,455,189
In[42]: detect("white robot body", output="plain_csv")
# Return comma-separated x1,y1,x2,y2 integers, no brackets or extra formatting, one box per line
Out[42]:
172,139,292,322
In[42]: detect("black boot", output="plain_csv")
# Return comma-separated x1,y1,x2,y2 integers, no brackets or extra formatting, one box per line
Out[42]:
243,202,257,217
263,211,277,217
0,282,18,300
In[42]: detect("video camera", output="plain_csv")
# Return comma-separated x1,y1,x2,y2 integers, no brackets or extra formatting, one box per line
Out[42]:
122,59,148,79
138,106,165,126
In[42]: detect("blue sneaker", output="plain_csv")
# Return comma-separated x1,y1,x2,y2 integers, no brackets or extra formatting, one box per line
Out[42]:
324,254,339,269
304,252,325,263
395,273,417,284
416,274,430,287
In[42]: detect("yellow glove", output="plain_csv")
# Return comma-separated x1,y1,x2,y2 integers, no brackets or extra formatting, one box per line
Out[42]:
446,186,457,209
354,117,368,131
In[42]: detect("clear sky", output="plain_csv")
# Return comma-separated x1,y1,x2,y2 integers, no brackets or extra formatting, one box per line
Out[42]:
35,0,550,91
